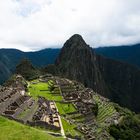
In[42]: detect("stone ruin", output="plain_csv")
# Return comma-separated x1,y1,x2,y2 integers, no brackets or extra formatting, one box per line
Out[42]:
39,74,54,82
29,97,61,130
0,75,61,131
56,78,96,116
78,124,96,140
0,86,34,121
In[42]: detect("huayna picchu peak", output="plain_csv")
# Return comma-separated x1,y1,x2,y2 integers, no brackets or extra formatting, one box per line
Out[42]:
63,34,89,49
56,34,106,98
55,34,140,113
0,34,140,140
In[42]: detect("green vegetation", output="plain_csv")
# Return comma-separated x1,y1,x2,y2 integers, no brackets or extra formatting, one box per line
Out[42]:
16,58,40,80
109,115,140,140
17,108,31,119
67,113,85,123
94,96,116,124
0,116,64,140
109,104,140,139
28,82,62,101
4,74,27,87
97,103,116,123
56,103,77,115
17,102,38,120
28,80,81,138
113,103,134,116
61,118,81,138
29,81,76,115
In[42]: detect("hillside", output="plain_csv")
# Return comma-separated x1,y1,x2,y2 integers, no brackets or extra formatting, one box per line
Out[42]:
0,74,140,140
55,34,140,113
0,48,60,84
95,44,140,67
0,116,63,140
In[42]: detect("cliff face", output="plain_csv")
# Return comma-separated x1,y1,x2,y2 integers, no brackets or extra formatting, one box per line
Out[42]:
55,34,140,112
97,55,140,112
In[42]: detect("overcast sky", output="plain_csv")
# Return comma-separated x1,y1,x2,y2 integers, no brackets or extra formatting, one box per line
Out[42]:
0,0,140,51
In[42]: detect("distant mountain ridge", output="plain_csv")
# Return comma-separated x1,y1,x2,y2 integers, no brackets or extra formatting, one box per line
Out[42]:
95,44,140,67
0,48,60,84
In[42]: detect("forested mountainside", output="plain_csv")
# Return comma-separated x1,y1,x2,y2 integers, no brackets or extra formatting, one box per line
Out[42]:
95,44,140,67
0,48,60,84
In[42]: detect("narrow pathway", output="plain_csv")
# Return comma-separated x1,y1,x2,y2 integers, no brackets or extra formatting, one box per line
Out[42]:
54,102,66,138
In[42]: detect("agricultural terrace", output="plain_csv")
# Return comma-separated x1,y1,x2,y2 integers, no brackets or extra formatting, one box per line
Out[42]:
28,79,81,138
94,95,116,124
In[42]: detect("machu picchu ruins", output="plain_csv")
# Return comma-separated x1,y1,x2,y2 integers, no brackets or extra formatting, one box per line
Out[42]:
0,74,124,140
0,75,61,132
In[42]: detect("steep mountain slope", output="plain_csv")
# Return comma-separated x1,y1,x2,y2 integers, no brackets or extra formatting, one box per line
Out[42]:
97,55,140,112
55,34,140,113
95,44,140,67
0,48,60,84
0,49,24,84
55,34,109,97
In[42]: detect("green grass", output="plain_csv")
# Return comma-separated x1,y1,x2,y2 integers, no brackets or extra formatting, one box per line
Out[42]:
69,114,85,122
30,79,39,83
56,103,77,115
28,82,62,101
28,80,81,137
94,95,116,124
29,81,77,115
17,108,31,119
0,116,64,140
61,118,81,137
97,104,116,123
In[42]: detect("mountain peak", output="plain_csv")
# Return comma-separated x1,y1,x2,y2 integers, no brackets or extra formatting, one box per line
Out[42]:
63,34,89,50
55,34,93,67
69,34,84,42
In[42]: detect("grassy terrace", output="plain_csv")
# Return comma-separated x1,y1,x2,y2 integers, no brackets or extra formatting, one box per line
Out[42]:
94,95,116,124
0,116,64,140
28,80,77,115
68,113,85,123
28,81,62,101
28,80,82,138
56,103,77,115
61,118,82,137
